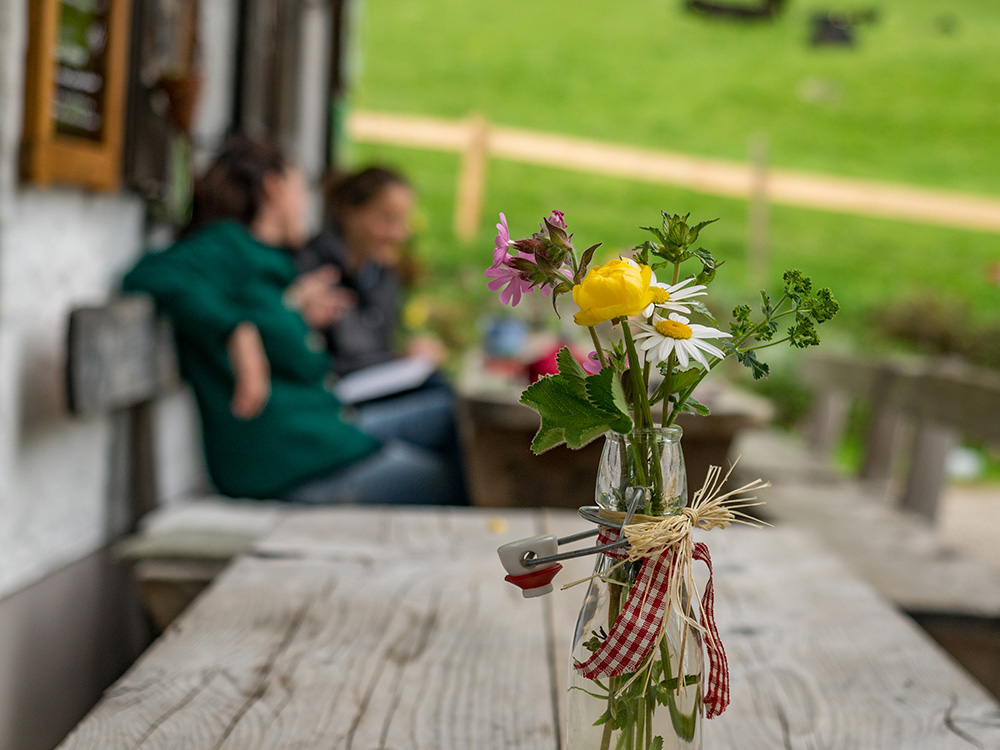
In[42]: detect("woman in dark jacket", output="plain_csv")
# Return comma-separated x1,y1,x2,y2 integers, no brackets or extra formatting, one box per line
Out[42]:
123,138,465,505
299,167,423,376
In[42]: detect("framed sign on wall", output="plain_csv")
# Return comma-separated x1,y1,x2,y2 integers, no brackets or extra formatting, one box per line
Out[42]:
21,0,133,192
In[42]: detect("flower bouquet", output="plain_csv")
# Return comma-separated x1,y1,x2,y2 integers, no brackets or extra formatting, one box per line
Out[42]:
489,210,838,750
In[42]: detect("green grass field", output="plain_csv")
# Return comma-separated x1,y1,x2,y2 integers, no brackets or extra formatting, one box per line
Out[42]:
349,1,1000,352
355,0,1000,194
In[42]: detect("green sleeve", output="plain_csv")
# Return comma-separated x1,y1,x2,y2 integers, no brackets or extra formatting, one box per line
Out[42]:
123,240,246,348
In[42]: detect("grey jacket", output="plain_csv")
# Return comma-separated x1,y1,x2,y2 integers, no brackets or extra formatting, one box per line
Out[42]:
298,228,402,376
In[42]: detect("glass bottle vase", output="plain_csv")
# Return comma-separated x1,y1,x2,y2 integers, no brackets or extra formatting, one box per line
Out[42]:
567,427,704,750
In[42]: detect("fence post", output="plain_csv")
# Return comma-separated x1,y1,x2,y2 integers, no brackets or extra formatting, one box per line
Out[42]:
454,113,490,243
747,134,769,285
900,420,958,522
859,364,905,485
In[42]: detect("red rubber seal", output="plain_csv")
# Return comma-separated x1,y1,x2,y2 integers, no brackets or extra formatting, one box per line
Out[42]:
504,563,563,591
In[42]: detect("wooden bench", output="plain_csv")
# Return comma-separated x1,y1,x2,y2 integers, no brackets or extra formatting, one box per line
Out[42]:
800,352,1000,521
54,506,1000,749
67,296,285,630
732,353,1000,696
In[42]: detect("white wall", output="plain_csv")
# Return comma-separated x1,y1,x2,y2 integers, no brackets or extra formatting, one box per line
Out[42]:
0,3,137,599
0,0,334,601
0,0,240,601
0,190,144,596
0,3,240,748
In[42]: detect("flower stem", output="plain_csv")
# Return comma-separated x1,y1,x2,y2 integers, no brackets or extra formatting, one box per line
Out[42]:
739,335,792,352
620,318,652,429
660,351,677,428
663,369,711,428
589,325,608,368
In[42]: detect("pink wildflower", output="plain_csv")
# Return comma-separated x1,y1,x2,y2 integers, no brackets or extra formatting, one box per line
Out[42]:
485,253,535,307
493,212,512,267
581,350,602,375
547,210,567,229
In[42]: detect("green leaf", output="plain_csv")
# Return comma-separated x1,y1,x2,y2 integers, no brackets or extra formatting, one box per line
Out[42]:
687,217,719,245
690,245,717,270
631,241,654,267
725,342,770,380
731,303,752,327
519,348,633,453
649,738,664,750
584,367,633,433
659,365,702,394
686,299,717,326
568,685,610,701
759,289,773,317
640,225,666,244
578,242,602,277
812,287,840,322
695,254,723,286
678,394,710,416
556,346,588,388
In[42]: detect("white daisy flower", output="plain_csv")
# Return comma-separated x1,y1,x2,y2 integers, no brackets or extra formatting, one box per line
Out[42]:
633,313,731,369
642,275,708,318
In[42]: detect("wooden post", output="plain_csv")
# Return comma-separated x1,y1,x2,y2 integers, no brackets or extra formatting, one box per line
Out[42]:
900,419,958,523
747,134,769,285
806,390,848,458
454,113,490,243
859,365,905,484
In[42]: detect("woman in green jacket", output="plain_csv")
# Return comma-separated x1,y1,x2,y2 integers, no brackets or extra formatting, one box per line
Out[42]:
124,138,465,505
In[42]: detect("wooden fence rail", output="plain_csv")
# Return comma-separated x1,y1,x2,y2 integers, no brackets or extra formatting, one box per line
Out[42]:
346,109,1000,242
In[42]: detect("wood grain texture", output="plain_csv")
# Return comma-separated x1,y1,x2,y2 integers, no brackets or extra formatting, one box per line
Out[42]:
702,525,1000,749
57,507,1000,749
744,477,1000,618
67,296,179,415
59,507,560,749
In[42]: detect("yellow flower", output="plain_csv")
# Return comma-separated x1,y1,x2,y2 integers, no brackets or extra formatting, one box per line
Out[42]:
572,259,654,326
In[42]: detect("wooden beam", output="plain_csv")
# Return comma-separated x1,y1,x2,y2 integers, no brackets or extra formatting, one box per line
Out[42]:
453,114,490,243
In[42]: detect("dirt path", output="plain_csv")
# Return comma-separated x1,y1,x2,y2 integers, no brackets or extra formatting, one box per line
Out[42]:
348,110,1000,234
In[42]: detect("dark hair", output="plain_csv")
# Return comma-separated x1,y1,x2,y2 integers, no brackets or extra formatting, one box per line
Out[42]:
324,166,410,226
188,136,288,232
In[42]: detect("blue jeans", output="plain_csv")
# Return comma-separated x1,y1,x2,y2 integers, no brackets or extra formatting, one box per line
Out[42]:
280,386,468,505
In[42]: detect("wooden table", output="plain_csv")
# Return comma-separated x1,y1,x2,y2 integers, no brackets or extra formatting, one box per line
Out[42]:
58,507,1000,749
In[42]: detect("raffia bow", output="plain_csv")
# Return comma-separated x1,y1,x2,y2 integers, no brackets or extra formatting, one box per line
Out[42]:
570,462,770,719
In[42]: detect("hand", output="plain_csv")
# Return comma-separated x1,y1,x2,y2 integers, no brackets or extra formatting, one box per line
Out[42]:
286,266,356,328
228,322,271,419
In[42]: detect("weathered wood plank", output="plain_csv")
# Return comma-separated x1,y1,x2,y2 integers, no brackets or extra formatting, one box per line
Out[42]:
255,504,541,559
703,525,1000,749
57,507,1000,750
67,296,179,415
740,473,1000,618
544,511,1000,749
59,508,559,750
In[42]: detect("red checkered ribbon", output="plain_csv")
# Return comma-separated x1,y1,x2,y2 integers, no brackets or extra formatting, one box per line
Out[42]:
693,540,729,718
574,529,730,718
